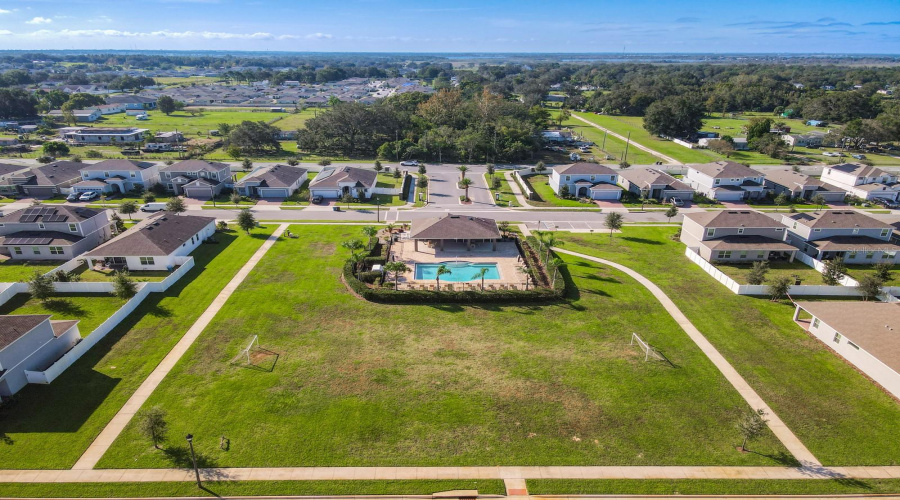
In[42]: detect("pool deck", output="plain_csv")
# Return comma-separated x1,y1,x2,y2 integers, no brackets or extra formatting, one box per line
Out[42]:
390,240,529,290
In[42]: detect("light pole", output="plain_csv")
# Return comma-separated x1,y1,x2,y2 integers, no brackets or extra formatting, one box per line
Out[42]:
376,198,381,223
186,434,201,488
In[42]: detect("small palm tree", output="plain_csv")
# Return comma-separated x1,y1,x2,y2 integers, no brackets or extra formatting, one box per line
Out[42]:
549,257,566,288
385,223,396,235
544,232,557,263
436,264,451,291
457,165,468,181
385,261,410,290
473,267,489,291
460,177,473,201
362,226,377,249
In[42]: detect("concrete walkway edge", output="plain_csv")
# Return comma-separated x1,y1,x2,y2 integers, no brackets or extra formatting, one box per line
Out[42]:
571,114,679,165
71,224,290,471
552,247,821,467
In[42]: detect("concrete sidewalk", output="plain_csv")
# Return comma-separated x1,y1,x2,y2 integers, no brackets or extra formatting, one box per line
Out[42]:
553,248,821,467
571,114,679,165
71,224,290,471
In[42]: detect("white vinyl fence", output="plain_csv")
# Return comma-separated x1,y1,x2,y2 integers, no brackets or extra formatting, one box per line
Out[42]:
512,171,535,200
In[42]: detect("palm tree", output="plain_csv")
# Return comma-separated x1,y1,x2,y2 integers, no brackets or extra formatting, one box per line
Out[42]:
460,177,473,201
457,165,468,181
362,226,377,249
347,251,365,280
385,261,410,290
544,232,557,263
473,267,489,291
342,239,365,277
385,223,396,235
549,257,566,288
436,264,451,291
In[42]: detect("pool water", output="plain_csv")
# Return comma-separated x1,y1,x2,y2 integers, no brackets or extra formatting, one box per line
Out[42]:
415,262,501,282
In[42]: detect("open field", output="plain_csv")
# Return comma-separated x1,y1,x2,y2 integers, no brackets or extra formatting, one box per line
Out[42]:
559,227,900,465
0,479,505,498
573,113,717,164
0,293,126,333
558,116,659,165
528,479,900,496
0,260,61,282
93,108,316,137
521,174,601,208
0,227,275,469
97,224,789,469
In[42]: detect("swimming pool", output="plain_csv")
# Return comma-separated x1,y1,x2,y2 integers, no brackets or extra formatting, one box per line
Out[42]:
415,262,501,282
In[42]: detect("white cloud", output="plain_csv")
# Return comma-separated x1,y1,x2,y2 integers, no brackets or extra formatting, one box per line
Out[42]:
26,16,52,24
0,30,12,35
18,29,311,41
305,33,332,39
0,9,12,14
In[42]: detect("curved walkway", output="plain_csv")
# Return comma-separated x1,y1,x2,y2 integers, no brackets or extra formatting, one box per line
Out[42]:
552,248,821,467
571,114,680,165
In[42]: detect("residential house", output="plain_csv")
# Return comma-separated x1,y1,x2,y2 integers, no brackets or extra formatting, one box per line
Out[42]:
782,210,900,263
781,133,824,148
72,159,159,196
158,160,230,198
681,210,796,263
85,212,216,271
762,168,846,202
6,161,83,198
820,163,899,201
685,161,766,201
234,164,307,199
548,163,623,200
62,127,149,145
793,302,900,400
617,167,693,202
806,120,827,127
154,131,184,143
732,138,749,151
48,109,101,122
309,166,378,199
541,130,573,144
86,104,127,115
105,95,157,110
0,163,33,196
0,315,81,398
0,205,111,260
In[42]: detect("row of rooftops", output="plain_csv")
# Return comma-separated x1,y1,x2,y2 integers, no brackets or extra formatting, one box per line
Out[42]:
0,159,233,187
686,209,894,230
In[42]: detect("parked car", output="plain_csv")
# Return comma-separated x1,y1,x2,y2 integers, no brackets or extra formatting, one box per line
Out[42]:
851,154,866,160
400,160,420,166
670,198,685,207
140,202,168,212
311,195,323,204
78,192,99,201
569,152,581,161
823,152,841,157
66,193,80,202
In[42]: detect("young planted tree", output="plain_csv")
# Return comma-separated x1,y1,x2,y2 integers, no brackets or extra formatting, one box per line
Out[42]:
373,160,383,173
138,405,168,450
242,158,253,172
112,271,137,300
812,194,827,211
737,408,768,452
535,161,547,174
473,267,489,291
435,264,451,291
486,163,495,179
665,205,679,223
384,261,410,290
774,192,789,212
119,200,138,220
549,257,566,288
604,212,624,240
341,193,353,209
822,256,847,286
28,271,54,303
460,177,473,201
560,184,571,198
236,208,256,234
747,261,770,285
768,275,791,302
418,164,427,175
110,212,126,235
362,226,378,249
543,232,557,264
230,192,243,205
856,275,884,301
873,261,894,282
457,165,469,181
165,197,186,214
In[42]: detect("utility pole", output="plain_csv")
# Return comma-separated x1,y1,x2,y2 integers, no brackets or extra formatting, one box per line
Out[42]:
623,132,631,163
602,130,607,151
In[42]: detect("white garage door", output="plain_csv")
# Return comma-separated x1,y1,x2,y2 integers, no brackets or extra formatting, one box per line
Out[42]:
184,187,213,198
590,189,622,200
258,188,290,198
312,189,341,198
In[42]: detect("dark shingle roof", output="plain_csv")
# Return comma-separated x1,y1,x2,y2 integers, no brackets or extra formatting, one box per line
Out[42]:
28,161,84,186
86,213,215,257
410,214,501,240
1,205,101,223
0,315,50,351
309,166,377,189
689,161,759,179
618,167,691,191
554,163,617,176
236,164,307,189
160,160,230,174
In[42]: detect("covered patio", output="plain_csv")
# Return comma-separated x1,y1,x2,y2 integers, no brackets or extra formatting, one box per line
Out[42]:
408,214,502,252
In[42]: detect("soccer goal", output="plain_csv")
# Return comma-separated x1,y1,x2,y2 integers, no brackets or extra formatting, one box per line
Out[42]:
630,333,664,362
231,335,259,365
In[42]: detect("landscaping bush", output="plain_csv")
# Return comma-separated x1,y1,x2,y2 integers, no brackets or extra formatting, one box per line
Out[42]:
400,174,412,200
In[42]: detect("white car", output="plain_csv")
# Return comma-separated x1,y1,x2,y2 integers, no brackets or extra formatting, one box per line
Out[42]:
823,152,842,157
670,198,685,207
400,160,420,166
78,191,99,201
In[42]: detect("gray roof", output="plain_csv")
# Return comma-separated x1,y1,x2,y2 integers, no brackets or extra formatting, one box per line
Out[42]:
1,205,101,223
618,167,691,191
79,159,156,172
685,210,785,229
0,163,29,177
86,213,215,257
309,166,377,189
236,164,307,189
703,235,796,251
554,163,617,176
105,95,156,104
409,214,501,240
23,161,84,186
806,236,900,252
0,231,83,246
689,161,759,179
828,163,889,178
0,315,50,351
787,210,891,229
160,160,230,174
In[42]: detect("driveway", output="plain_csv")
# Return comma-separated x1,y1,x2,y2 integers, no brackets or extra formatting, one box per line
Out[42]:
427,167,495,209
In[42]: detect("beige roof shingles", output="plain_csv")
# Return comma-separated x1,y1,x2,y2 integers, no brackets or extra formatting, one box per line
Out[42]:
410,214,501,240
797,301,900,373
684,210,784,229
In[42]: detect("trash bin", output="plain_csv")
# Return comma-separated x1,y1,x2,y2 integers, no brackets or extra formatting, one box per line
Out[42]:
333,206,340,212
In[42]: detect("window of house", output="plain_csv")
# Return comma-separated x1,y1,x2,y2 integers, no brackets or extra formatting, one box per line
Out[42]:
38,223,45,229
881,229,890,237
883,251,897,259
714,178,721,185
104,172,109,177
848,251,857,259
866,251,875,259
812,318,820,328
130,172,136,178
13,247,21,255
814,228,821,232
757,251,765,259
719,250,732,259
832,332,841,343
139,257,155,265
848,341,860,350
706,228,715,237
68,223,77,232
565,175,570,181
776,228,783,231
852,228,859,234
32,246,40,255
738,228,744,234
49,246,63,255
739,251,748,259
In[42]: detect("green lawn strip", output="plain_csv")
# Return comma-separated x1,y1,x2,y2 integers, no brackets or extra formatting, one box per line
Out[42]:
0,479,506,498
484,173,519,207
521,174,600,208
0,293,126,333
717,261,899,287
0,227,276,469
558,227,900,465
75,264,171,283
559,116,658,165
527,479,900,496
98,224,788,469
573,113,717,164
0,260,61,282
203,195,257,206
94,108,316,136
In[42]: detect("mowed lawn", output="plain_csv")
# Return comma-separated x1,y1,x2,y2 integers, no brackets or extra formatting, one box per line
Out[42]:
0,293,126,333
522,174,600,208
0,227,275,469
0,260,61,282
558,227,900,465
97,224,792,469
95,108,316,137
559,116,660,165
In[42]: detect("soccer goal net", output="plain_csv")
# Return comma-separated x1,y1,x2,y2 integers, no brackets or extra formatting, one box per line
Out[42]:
630,333,664,362
231,335,259,365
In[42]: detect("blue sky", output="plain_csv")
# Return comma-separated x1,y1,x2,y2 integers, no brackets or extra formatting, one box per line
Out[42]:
0,0,898,53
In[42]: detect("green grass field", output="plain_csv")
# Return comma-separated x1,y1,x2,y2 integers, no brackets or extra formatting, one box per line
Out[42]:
0,293,126,333
573,113,717,164
558,116,659,165
97,224,790,469
0,227,275,469
717,261,899,287
521,174,604,208
559,228,900,465
0,260,61,282
528,479,900,496
93,108,316,137
484,173,519,207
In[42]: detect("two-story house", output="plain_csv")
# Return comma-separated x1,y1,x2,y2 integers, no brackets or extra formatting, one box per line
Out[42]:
0,162,34,197
61,127,149,145
819,163,899,201
105,95,157,110
617,167,693,202
681,210,796,263
308,166,378,199
685,161,766,201
158,160,231,198
0,315,81,398
5,161,84,198
72,159,159,196
548,163,622,200
235,164,308,199
762,168,846,202
782,210,900,263
0,205,111,260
